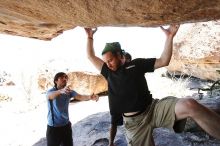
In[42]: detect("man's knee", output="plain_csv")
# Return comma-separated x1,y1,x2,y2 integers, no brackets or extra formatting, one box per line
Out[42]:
179,97,201,115
176,97,201,117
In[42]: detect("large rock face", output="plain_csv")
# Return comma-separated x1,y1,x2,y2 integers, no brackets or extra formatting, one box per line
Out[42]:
0,1,220,40
67,71,107,95
167,21,220,81
38,71,108,95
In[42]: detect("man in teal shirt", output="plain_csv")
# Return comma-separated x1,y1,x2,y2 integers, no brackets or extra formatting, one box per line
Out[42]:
46,72,98,146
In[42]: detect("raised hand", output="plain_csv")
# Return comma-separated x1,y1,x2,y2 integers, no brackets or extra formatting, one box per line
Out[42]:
84,28,97,38
160,24,180,37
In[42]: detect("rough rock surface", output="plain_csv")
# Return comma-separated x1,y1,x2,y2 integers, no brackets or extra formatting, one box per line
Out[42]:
167,21,220,81
0,1,220,40
67,71,107,95
38,71,107,95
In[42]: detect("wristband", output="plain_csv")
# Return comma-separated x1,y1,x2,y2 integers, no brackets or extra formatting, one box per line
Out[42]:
88,37,93,40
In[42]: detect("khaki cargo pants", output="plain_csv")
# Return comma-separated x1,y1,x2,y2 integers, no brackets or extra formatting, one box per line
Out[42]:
123,97,181,146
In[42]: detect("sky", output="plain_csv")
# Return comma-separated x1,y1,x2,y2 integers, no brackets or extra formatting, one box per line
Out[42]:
0,26,166,74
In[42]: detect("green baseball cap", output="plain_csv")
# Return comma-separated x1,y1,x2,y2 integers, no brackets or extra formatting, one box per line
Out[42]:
102,42,122,55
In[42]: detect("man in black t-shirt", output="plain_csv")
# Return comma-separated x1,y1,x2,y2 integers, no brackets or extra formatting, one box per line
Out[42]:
84,26,220,145
109,51,132,146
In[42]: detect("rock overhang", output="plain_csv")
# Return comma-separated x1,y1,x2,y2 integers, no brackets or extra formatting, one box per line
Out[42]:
0,0,220,40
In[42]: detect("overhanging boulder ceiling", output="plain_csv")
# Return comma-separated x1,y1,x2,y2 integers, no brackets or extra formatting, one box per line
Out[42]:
0,0,220,40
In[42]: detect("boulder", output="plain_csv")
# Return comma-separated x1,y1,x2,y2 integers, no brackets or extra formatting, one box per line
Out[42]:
0,1,220,40
67,71,107,95
167,21,220,81
38,71,108,95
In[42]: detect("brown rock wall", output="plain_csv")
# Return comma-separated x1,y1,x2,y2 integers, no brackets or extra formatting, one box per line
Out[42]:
0,0,220,40
167,21,220,81
38,71,108,95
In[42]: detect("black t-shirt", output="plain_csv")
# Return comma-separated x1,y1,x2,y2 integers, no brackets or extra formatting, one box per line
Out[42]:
101,58,156,114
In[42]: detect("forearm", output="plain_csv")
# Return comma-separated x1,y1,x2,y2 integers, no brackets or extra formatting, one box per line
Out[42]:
75,95,91,101
86,37,104,71
87,37,96,61
84,27,104,71
155,24,180,69
154,36,174,69
160,35,174,66
47,90,61,100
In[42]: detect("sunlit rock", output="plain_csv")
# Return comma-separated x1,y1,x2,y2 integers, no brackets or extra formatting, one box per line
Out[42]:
167,21,220,81
0,1,220,40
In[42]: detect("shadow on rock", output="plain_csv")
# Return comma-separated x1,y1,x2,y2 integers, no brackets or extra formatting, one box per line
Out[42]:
72,112,127,146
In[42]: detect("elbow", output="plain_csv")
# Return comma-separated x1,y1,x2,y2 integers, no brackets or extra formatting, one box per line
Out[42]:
87,53,94,61
161,58,171,67
87,55,97,65
87,55,93,61
163,61,170,67
157,59,170,68
47,95,53,100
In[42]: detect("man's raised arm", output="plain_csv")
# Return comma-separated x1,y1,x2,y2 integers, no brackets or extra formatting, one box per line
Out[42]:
84,28,104,71
154,24,180,69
